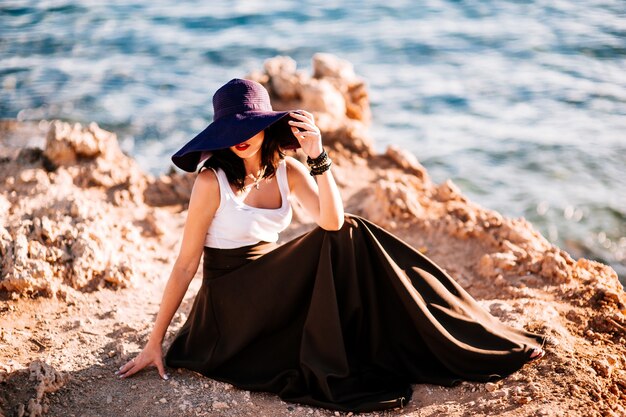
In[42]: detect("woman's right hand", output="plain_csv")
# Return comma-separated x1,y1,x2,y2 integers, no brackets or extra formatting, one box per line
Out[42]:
115,341,169,380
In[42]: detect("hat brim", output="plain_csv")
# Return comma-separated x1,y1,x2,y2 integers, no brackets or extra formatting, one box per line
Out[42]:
171,110,300,172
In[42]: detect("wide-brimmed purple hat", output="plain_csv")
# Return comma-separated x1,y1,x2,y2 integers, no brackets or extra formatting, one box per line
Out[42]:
171,78,300,172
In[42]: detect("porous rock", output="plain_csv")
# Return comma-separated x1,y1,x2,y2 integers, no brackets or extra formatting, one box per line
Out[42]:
0,122,160,296
1,360,68,417
248,53,374,155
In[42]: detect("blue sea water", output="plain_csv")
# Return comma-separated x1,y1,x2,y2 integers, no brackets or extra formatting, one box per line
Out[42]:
1,0,625,281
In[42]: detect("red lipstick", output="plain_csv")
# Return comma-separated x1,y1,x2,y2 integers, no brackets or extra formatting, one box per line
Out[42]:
234,143,250,151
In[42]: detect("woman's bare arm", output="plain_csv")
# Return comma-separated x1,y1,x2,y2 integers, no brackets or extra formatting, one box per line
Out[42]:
285,156,344,231
286,111,344,231
117,168,220,379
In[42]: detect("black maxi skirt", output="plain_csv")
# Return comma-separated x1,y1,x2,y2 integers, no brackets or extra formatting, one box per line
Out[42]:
164,214,546,412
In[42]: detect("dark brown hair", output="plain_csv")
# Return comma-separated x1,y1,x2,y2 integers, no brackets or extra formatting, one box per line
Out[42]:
200,129,286,191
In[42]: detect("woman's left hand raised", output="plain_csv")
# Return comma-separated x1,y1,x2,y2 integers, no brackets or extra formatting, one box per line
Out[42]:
288,110,324,159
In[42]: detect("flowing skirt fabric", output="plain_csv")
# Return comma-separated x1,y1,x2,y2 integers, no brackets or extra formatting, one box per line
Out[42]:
165,214,546,412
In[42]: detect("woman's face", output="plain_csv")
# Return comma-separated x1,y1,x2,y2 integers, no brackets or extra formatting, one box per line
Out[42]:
230,130,265,159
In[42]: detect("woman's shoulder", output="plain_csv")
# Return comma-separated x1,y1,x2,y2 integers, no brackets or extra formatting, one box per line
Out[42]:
194,167,221,198
198,166,219,181
283,156,309,189
284,155,307,174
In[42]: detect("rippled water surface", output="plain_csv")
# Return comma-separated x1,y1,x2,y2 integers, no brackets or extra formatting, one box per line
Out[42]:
1,0,624,281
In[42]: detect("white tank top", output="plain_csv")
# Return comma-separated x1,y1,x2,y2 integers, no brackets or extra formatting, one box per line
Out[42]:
204,159,293,249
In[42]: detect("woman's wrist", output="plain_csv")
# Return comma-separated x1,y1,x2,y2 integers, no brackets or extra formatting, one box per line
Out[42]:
147,333,164,347
307,149,332,176
306,149,328,166
306,147,324,160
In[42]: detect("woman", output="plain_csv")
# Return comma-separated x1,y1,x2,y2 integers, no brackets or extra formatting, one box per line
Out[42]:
116,78,546,412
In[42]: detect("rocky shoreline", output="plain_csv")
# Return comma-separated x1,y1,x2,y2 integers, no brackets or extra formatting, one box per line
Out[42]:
1,55,625,417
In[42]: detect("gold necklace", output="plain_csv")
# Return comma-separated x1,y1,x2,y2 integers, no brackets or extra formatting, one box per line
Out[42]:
244,167,265,190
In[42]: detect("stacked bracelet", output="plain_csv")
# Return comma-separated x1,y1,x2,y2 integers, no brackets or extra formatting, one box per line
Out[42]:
306,150,329,167
310,160,332,176
306,149,332,176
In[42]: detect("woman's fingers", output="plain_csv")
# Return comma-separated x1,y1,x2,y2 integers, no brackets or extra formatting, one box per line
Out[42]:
117,358,141,378
114,343,167,380
291,109,314,120
115,356,168,380
290,127,318,140
288,120,318,133
117,355,150,379
294,131,320,139
155,358,169,380
289,111,316,126
116,358,135,375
